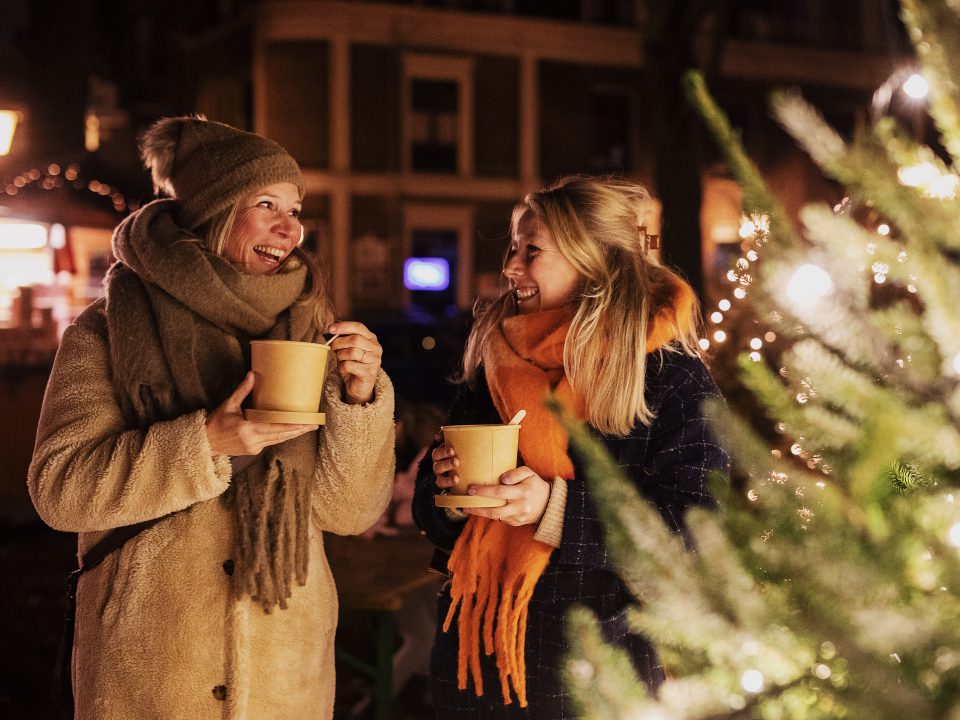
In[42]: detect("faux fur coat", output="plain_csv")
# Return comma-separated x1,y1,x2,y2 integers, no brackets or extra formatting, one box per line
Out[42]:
28,300,395,719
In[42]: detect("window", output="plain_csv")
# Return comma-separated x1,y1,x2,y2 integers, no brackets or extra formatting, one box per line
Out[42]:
403,55,474,175
411,79,459,173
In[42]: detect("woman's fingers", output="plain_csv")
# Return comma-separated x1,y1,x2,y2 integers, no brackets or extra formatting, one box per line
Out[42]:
432,444,460,488
255,422,318,446
223,371,256,413
462,470,551,526
328,321,382,405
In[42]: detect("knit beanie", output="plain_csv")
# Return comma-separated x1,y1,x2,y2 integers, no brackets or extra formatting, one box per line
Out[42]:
139,115,304,231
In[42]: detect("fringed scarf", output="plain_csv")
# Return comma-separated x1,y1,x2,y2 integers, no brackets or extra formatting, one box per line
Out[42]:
105,199,322,612
443,275,697,706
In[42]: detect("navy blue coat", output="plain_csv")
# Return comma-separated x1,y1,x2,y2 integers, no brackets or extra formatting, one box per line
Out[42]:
413,351,729,719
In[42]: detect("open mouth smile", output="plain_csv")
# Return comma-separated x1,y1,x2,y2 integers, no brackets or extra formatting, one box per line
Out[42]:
253,244,286,265
514,286,539,302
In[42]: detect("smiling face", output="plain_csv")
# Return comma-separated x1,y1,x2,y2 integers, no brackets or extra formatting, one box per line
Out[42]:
223,182,303,274
502,206,582,315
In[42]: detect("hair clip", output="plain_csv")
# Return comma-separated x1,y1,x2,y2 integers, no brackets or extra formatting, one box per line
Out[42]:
638,225,660,253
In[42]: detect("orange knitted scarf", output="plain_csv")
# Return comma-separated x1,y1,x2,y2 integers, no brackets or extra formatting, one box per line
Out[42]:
442,274,697,706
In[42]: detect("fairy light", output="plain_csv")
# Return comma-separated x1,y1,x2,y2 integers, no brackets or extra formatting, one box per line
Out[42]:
0,161,135,215
877,223,890,236
898,162,959,198
698,338,710,351
903,72,929,100
741,670,765,693
787,264,833,307
749,338,762,350
706,211,775,359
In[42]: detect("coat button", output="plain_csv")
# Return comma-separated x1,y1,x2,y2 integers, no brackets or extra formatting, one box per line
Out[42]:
222,559,234,576
212,685,227,701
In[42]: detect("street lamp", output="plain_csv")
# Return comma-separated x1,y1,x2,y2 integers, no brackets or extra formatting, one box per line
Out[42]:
0,110,20,156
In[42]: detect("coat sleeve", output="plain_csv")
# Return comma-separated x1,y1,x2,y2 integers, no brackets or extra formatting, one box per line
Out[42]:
27,320,233,533
554,353,729,567
312,369,396,535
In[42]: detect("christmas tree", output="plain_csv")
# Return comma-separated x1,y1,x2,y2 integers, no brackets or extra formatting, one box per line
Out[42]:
559,1,960,718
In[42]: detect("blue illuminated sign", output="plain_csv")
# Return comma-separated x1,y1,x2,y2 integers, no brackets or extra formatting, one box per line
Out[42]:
404,257,450,291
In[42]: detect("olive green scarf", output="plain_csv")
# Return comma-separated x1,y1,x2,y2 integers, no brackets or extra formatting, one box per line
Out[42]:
105,199,321,611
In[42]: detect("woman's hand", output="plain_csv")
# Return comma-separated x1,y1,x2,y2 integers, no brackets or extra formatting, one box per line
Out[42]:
328,321,382,405
431,433,461,490
205,372,318,456
463,466,551,526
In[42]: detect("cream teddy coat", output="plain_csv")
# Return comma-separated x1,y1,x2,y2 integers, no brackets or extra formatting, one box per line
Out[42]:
28,301,395,719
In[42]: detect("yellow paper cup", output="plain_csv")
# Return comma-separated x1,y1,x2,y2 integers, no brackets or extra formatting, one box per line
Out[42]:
246,340,329,424
437,423,520,508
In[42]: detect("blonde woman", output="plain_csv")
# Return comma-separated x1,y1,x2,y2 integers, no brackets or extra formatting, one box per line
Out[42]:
413,175,728,718
29,117,395,719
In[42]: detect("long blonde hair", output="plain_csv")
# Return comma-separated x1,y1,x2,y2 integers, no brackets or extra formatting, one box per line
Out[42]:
461,175,702,436
199,203,335,330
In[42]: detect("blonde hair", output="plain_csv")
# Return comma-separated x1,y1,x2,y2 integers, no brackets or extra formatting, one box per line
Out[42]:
199,203,335,331
461,175,702,436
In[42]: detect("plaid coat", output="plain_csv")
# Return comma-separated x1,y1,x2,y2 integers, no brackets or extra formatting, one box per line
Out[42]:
413,350,729,719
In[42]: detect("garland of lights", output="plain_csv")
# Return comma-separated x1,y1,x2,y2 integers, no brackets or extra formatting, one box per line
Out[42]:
2,162,137,214
700,211,776,361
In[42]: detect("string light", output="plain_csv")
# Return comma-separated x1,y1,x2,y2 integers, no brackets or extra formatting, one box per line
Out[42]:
903,72,929,100
700,212,771,355
1,161,136,213
787,264,833,306
741,670,765,693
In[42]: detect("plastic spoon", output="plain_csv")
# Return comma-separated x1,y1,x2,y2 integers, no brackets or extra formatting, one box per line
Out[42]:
508,409,526,425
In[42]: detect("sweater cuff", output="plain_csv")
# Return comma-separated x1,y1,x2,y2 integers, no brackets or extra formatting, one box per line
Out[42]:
534,477,568,548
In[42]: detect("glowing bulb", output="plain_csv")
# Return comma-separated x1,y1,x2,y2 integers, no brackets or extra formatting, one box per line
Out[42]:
711,311,723,323
903,72,929,100
877,223,890,236
749,338,762,350
734,287,747,299
49,224,66,250
787,264,833,307
741,669,765,693
698,338,710,351
718,299,731,311
713,330,727,343
764,331,777,342
747,250,759,261
727,270,738,282
749,351,761,362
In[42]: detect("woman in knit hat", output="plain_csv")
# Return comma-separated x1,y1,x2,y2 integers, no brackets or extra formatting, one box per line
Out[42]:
29,116,395,720
413,175,729,718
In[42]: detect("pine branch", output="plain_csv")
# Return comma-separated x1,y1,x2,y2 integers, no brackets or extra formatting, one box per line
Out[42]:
901,0,960,167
